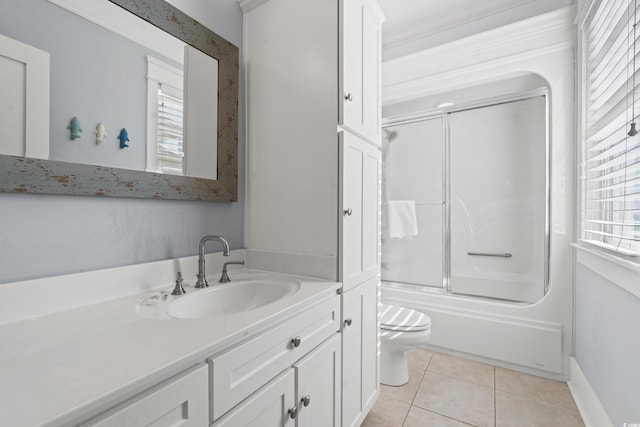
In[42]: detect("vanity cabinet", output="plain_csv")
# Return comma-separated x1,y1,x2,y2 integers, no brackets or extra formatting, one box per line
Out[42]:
213,369,296,427
80,364,209,427
340,0,384,144
341,277,379,427
209,296,340,424
213,334,341,427
242,0,383,424
340,132,381,292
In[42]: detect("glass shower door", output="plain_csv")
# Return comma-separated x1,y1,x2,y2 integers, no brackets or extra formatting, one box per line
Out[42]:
382,117,444,288
449,97,547,302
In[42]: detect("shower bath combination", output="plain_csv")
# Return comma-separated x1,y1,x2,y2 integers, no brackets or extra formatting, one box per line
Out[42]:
381,91,549,304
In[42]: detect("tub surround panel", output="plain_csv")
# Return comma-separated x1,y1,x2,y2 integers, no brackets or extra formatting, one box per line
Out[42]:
383,286,563,376
0,265,339,427
574,264,640,427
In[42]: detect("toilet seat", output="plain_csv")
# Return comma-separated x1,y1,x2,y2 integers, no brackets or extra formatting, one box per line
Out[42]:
380,303,431,332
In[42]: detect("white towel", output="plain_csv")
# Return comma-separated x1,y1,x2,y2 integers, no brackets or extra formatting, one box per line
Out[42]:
387,200,418,240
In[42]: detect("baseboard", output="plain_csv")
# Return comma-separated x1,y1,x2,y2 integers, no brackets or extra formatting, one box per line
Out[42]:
245,249,337,281
568,357,614,427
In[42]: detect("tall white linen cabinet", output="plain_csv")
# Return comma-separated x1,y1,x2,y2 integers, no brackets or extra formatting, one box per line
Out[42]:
240,0,384,425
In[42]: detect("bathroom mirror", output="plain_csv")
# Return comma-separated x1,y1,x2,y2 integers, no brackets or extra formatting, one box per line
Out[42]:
0,0,238,201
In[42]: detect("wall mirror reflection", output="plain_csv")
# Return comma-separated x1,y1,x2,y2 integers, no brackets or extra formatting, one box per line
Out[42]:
0,0,238,201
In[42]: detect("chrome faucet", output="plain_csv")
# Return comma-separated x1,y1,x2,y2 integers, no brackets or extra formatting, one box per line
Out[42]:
195,235,230,288
219,260,245,283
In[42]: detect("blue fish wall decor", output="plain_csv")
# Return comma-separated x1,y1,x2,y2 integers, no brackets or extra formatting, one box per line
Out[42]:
117,128,130,149
67,117,82,140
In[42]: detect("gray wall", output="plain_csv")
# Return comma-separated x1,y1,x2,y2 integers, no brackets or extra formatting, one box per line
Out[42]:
0,0,245,284
575,265,640,426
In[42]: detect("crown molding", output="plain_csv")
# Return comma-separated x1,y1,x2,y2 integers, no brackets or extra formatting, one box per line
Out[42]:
382,0,534,49
382,5,577,105
238,0,270,13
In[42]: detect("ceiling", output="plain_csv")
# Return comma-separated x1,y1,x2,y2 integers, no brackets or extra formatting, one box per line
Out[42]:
377,0,572,49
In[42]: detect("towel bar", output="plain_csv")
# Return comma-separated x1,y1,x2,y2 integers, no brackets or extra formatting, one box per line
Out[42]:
467,252,512,258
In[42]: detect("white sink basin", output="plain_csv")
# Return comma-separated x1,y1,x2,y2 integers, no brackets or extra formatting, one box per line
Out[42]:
166,278,300,319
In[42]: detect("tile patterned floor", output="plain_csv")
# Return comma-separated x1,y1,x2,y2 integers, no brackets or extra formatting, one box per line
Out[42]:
362,350,585,427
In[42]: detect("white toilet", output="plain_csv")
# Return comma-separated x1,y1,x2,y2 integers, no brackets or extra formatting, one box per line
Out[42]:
380,303,432,386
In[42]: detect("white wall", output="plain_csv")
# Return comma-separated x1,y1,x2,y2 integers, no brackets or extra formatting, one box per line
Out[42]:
243,0,339,279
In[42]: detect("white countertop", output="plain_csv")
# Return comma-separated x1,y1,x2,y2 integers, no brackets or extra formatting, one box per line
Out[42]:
0,269,339,427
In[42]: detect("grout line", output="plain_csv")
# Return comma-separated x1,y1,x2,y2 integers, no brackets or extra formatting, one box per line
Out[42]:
423,370,495,390
494,365,497,427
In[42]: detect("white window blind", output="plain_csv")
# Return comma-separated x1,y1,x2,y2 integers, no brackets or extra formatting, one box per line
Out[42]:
156,83,184,176
583,0,640,257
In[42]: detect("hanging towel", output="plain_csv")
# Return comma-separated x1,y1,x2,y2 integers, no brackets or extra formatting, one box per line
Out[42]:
387,200,418,240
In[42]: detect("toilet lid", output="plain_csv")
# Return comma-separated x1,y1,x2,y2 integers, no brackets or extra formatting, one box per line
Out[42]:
380,303,431,332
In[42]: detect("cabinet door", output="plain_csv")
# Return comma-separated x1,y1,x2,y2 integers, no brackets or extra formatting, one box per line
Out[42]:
81,365,208,427
340,132,381,292
213,369,296,427
341,277,379,427
294,334,342,427
340,0,383,144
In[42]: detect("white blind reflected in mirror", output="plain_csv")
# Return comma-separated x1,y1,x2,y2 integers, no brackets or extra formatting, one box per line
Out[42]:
157,83,185,176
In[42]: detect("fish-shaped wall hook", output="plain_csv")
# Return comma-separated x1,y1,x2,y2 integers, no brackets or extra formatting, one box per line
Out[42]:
95,123,106,144
67,117,82,140
117,128,129,149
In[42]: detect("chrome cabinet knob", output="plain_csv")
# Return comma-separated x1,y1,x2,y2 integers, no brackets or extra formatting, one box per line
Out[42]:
345,92,353,101
302,395,311,407
288,406,298,419
345,317,353,327
291,336,302,348
344,208,353,216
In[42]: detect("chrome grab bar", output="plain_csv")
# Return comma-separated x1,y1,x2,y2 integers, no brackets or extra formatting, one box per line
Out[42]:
467,252,512,258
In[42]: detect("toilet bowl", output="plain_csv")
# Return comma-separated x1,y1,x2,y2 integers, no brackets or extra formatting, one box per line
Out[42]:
380,303,432,386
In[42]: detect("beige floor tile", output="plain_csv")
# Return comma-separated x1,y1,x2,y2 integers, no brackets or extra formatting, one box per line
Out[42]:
427,352,494,388
495,367,577,410
362,395,411,427
496,390,585,427
407,348,433,371
403,406,472,427
382,364,426,404
413,372,495,427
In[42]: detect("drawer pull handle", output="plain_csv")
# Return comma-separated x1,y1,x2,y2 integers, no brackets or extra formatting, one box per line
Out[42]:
344,208,353,216
288,406,298,419
291,336,302,348
302,395,311,407
345,92,353,102
345,317,353,327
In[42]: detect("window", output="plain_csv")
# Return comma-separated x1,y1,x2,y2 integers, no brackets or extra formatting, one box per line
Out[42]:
582,0,640,257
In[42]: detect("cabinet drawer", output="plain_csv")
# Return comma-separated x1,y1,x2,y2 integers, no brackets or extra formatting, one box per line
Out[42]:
208,296,340,421
80,365,208,427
